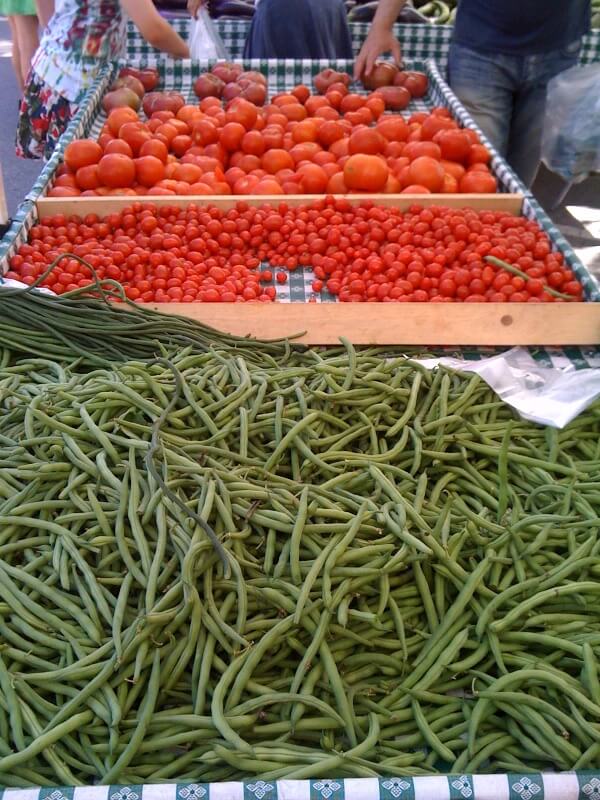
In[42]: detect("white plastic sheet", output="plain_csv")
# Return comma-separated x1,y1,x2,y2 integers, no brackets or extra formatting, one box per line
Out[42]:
0,278,55,295
189,7,228,60
416,347,600,429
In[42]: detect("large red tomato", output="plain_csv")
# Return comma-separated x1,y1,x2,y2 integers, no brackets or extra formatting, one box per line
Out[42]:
97,153,136,188
134,155,165,188
408,156,445,192
120,66,159,92
460,171,498,193
107,106,139,136
433,129,472,163
343,154,389,192
64,140,102,172
142,92,185,118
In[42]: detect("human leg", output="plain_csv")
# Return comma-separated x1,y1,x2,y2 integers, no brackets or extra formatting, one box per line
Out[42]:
508,43,581,187
34,0,53,27
12,13,39,88
6,16,24,89
447,43,517,158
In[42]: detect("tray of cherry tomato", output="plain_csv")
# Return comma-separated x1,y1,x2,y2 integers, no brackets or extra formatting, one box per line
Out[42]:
3,197,590,305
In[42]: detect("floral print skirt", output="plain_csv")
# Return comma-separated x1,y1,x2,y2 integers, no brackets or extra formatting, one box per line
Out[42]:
16,72,76,161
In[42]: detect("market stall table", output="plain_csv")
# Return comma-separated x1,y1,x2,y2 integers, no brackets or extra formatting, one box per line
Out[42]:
1,41,600,800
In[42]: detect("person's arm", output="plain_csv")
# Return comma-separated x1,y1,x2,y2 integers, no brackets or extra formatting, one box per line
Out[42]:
121,0,190,58
187,0,205,19
35,0,54,28
354,0,406,79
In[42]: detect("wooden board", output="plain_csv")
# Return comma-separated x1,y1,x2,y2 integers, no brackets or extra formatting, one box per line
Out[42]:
36,193,524,217
147,303,600,345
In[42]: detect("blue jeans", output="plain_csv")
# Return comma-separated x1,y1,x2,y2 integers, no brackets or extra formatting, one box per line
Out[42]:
447,41,581,187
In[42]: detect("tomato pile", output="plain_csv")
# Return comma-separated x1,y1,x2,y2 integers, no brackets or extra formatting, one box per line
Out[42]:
6,199,583,303
49,65,497,198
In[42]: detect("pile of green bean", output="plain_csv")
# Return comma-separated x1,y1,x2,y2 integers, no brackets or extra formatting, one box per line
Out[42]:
0,274,301,367
1,340,600,786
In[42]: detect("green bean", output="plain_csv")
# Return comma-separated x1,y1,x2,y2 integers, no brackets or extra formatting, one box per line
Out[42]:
102,647,161,782
2,320,600,782
290,486,309,585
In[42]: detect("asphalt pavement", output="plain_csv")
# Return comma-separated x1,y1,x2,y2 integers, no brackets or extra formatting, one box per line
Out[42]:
0,17,44,218
0,15,598,277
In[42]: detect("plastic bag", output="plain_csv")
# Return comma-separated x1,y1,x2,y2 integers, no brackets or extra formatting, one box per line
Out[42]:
0,277,55,295
415,348,600,429
541,63,600,182
189,7,228,60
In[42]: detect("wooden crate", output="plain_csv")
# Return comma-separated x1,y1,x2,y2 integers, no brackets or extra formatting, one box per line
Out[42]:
33,194,600,346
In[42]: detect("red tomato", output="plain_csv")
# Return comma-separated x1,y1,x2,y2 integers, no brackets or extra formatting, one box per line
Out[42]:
220,122,246,152
54,173,78,188
340,94,365,114
48,186,81,197
403,71,429,98
408,157,445,192
404,141,442,161
296,163,329,193
226,98,258,130
97,153,136,188
262,149,294,174
139,139,169,163
433,129,472,163
104,139,134,157
349,128,386,155
64,139,102,171
401,184,431,194
377,114,409,143
291,84,310,104
421,115,456,141
75,164,100,190
118,122,151,156
171,135,193,157
255,179,285,195
135,155,166,188
459,171,498,193
344,154,389,192
107,107,139,136
468,144,492,165
292,120,320,144
241,130,266,156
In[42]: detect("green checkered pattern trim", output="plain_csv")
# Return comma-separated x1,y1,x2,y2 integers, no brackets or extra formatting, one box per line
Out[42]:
125,20,600,65
2,773,600,799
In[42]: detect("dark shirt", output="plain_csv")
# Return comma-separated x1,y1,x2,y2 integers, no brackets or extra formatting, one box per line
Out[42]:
244,0,353,59
453,0,591,55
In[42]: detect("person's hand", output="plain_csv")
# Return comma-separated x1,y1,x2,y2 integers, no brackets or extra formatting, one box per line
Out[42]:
354,28,402,80
187,0,204,18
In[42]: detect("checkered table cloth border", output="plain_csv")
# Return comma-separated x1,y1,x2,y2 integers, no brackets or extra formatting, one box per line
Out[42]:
125,20,600,67
2,772,600,800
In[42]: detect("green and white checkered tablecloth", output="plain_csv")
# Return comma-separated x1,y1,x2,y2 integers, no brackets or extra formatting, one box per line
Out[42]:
3,772,600,800
124,20,600,66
